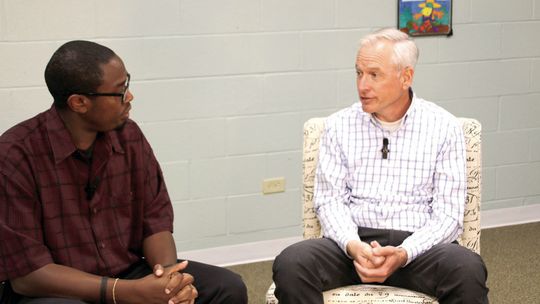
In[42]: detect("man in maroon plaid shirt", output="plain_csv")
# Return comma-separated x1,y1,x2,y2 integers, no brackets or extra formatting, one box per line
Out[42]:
0,41,247,304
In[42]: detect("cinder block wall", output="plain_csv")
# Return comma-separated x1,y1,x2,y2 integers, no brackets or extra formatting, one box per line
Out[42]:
1,0,539,251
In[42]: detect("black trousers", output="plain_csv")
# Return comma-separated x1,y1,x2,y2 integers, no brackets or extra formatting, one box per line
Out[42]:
273,227,489,304
6,259,247,304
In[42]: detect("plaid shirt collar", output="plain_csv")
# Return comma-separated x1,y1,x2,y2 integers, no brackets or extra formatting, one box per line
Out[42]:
45,105,125,164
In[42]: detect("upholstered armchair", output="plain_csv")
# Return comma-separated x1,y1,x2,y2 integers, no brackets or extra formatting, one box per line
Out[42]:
266,117,482,304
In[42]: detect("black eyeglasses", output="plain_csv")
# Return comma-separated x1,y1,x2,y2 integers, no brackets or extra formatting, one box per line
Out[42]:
72,73,131,104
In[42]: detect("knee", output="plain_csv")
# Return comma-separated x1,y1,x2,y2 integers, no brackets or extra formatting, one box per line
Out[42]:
433,244,489,301
273,243,308,274
272,241,318,284
439,245,487,282
198,268,247,303
219,270,248,303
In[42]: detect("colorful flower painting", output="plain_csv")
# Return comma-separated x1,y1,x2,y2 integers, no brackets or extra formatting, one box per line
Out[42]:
398,0,452,36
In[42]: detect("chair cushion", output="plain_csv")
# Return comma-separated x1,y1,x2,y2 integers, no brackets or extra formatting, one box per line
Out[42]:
266,282,438,303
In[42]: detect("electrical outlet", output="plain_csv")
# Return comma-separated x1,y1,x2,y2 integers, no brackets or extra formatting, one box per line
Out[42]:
262,177,286,194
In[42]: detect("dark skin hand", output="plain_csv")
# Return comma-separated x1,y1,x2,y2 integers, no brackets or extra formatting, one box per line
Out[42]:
117,262,197,304
153,261,198,304
145,231,199,303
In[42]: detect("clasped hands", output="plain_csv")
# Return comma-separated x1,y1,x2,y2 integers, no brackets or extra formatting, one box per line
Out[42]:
151,261,198,304
347,240,408,283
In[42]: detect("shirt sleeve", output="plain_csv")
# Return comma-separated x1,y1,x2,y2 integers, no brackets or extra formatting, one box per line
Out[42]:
399,120,467,265
314,121,360,255
140,134,174,238
0,171,53,281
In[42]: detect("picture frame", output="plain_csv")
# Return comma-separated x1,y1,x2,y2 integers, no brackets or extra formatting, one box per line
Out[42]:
398,0,453,37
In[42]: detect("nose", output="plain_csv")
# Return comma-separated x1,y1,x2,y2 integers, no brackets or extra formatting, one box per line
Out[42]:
124,89,134,104
357,74,370,93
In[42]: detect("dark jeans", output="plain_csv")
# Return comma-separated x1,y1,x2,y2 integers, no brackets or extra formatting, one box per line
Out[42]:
4,259,247,304
273,227,489,304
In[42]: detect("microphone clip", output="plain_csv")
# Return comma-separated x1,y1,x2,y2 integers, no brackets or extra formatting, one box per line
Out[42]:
381,138,389,159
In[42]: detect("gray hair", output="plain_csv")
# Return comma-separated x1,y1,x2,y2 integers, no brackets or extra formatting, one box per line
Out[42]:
358,28,419,70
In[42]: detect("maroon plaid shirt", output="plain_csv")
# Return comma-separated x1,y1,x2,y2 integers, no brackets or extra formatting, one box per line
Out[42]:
0,106,173,280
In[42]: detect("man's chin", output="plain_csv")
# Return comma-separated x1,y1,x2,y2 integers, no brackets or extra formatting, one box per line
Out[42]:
360,103,375,114
114,120,128,131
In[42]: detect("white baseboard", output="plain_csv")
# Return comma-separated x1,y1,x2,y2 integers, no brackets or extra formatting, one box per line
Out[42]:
178,236,301,267
178,205,540,267
481,204,540,229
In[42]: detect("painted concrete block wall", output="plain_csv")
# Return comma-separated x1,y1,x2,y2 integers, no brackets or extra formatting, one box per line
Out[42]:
1,0,539,251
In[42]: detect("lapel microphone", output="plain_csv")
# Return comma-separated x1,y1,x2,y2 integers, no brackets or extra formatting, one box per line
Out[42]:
381,138,389,159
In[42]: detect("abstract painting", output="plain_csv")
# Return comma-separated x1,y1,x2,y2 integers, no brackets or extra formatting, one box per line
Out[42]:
398,0,452,36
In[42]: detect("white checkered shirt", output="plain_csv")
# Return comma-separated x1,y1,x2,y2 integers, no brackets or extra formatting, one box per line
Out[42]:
314,93,466,264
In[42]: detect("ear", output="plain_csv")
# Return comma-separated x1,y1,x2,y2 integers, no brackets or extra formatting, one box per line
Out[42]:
66,94,90,114
400,67,414,90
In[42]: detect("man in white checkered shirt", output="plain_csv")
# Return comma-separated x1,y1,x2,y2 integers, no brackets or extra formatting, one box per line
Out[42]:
273,28,489,304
